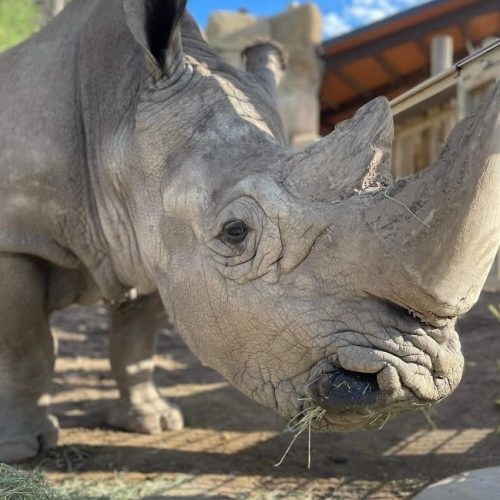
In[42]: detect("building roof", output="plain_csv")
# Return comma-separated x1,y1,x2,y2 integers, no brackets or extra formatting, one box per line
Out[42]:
320,0,500,133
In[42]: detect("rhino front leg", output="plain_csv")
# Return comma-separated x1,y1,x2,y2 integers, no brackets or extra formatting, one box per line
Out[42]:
106,293,184,433
0,254,59,462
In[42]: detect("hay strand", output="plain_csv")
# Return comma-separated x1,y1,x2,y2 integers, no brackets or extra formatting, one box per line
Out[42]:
384,187,431,228
421,407,438,430
488,304,500,321
275,405,326,469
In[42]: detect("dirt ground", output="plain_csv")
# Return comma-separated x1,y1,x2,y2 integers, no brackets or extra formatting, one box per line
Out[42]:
20,291,500,499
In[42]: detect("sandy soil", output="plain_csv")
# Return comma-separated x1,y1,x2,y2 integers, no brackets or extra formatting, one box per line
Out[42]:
20,291,500,499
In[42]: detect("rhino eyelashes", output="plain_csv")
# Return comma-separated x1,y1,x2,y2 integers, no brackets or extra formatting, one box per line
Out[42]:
221,220,249,244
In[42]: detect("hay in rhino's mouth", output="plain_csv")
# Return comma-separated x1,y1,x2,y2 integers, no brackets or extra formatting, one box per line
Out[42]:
302,367,424,431
294,372,433,437
274,307,461,467
274,372,424,469
299,306,462,432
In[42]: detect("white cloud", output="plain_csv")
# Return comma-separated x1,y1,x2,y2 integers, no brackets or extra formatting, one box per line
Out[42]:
323,0,431,39
347,6,394,23
323,12,351,38
399,0,428,5
345,0,398,23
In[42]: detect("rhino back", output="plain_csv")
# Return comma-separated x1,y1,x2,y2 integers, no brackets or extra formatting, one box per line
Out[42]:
0,0,100,267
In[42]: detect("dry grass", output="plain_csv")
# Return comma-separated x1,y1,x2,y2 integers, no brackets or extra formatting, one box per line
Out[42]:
0,463,57,500
420,407,438,430
488,303,500,321
0,463,192,500
383,187,431,228
52,477,188,500
275,403,327,469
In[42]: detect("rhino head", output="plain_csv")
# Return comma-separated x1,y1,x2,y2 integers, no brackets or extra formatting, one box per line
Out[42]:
99,0,500,431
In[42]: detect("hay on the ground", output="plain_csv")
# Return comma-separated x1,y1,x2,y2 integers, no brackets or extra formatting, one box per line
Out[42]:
0,463,57,500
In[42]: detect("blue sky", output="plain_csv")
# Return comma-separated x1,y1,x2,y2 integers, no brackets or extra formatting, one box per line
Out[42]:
188,0,430,39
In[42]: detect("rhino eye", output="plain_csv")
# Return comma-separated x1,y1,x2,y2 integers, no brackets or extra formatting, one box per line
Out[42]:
222,220,248,244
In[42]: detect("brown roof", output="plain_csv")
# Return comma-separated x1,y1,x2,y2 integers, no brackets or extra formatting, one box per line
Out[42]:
320,0,500,133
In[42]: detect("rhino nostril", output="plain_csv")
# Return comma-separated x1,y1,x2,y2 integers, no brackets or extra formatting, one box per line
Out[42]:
314,368,380,412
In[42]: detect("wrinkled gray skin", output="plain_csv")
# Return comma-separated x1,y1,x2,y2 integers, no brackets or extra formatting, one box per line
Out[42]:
0,0,499,463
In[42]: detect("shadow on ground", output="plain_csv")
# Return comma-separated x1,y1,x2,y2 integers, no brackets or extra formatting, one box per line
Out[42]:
20,292,500,498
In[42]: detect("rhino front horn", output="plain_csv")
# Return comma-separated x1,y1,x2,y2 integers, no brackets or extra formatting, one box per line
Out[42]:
358,84,500,321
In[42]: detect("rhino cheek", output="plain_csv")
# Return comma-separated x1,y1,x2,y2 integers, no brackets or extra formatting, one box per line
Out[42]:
156,260,324,415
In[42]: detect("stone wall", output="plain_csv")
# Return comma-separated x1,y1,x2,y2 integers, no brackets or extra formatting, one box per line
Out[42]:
206,4,323,150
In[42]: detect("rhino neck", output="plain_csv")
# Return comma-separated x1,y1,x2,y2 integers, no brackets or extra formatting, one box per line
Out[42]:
70,0,158,298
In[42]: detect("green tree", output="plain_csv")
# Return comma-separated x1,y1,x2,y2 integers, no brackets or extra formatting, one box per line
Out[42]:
0,0,39,52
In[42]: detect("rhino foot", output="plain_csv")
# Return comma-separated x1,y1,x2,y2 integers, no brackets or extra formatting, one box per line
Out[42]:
106,397,184,434
0,414,59,463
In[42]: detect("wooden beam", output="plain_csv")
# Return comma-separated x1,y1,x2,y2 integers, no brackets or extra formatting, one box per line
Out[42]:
320,68,429,130
320,97,340,110
323,0,498,71
415,39,429,61
335,69,371,99
373,54,402,86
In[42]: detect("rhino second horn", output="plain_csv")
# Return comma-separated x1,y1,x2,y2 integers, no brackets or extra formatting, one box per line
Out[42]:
282,96,394,202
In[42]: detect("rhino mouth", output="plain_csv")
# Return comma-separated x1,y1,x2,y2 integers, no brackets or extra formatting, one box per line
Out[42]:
305,367,429,432
299,368,431,432
298,304,463,432
314,369,380,412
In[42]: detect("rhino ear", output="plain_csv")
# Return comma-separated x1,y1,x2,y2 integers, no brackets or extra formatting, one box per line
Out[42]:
124,0,187,80
242,40,287,96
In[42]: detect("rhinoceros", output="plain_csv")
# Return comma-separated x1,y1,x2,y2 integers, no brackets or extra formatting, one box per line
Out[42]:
0,0,499,463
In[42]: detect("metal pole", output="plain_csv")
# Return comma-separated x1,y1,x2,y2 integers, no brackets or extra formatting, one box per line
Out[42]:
430,35,454,76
